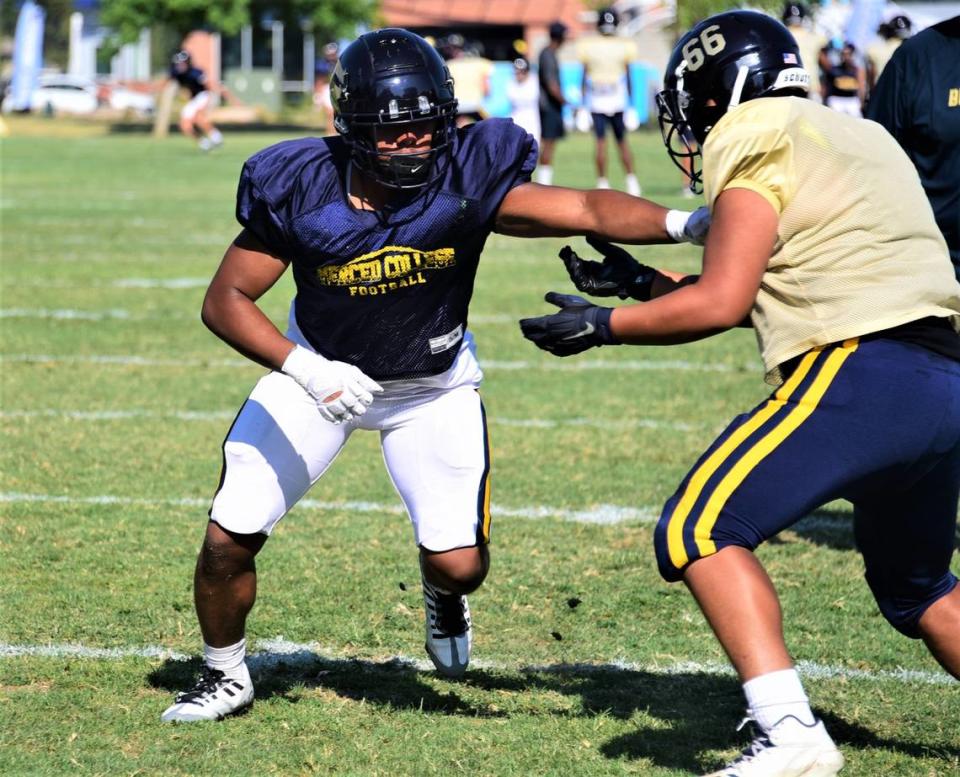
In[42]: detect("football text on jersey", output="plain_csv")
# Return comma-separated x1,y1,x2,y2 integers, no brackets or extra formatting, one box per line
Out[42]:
317,245,457,297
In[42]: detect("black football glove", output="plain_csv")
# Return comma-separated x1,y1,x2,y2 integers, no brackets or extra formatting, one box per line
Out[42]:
519,292,619,357
560,235,658,301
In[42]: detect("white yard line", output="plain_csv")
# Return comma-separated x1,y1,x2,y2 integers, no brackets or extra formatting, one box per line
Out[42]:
0,408,703,432
0,491,859,532
1,352,751,373
0,491,656,525
0,637,951,685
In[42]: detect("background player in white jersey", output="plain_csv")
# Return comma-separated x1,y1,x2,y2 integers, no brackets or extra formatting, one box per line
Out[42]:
506,57,540,139
522,11,960,777
575,8,642,195
160,28,710,723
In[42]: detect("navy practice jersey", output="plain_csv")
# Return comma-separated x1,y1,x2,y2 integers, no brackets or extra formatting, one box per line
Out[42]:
236,118,538,380
170,66,208,97
866,17,960,277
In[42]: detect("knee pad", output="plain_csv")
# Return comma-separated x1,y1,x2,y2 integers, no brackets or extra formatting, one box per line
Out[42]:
865,571,958,638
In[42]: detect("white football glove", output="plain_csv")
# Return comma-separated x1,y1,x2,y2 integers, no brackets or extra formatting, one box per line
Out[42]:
664,205,711,246
281,345,383,424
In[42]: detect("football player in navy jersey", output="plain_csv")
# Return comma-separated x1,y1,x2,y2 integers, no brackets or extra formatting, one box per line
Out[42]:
161,28,710,722
169,50,233,152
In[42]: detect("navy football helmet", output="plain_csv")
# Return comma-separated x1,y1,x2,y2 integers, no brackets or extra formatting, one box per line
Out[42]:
656,11,809,193
330,29,458,189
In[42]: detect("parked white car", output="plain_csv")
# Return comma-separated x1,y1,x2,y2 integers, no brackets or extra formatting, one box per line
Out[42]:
2,73,154,116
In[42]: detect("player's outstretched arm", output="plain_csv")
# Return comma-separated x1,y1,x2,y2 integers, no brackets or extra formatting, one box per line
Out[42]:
520,188,772,354
494,182,709,245
201,229,296,370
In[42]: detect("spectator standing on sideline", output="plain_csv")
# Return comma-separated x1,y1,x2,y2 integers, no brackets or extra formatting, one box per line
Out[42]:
866,15,912,98
159,27,711,723
782,2,826,103
535,21,568,185
522,10,960,775
169,50,233,152
867,16,960,279
821,40,865,116
313,42,340,135
575,7,642,195
506,57,540,138
444,34,492,126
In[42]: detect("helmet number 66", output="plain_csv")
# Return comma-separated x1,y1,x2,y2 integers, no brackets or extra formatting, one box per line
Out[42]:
682,26,726,71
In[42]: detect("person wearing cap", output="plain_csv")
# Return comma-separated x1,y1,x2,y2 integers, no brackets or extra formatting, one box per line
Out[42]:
781,2,827,104
443,34,492,126
535,21,568,185
506,57,540,138
575,7,642,195
866,15,912,98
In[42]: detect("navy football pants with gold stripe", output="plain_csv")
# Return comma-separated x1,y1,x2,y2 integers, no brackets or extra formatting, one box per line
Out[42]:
654,337,960,637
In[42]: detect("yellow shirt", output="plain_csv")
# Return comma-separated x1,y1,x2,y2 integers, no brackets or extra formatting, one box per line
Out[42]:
702,96,960,384
575,34,639,87
866,38,902,81
447,56,493,113
790,27,827,96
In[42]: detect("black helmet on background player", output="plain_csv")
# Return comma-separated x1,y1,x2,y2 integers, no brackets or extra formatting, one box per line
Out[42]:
781,2,808,27
597,7,619,35
883,14,913,40
171,50,191,70
330,28,458,190
656,10,809,193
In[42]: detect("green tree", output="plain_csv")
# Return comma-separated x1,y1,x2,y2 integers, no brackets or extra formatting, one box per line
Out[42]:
100,0,377,45
675,0,784,33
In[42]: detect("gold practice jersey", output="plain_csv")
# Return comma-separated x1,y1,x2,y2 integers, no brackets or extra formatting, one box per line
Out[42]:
702,96,960,384
790,27,827,96
575,35,639,87
866,38,901,81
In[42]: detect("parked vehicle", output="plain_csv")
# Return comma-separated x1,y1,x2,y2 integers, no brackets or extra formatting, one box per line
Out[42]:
2,73,154,116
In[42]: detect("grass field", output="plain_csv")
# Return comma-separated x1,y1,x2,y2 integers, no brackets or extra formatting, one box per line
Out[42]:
1,117,958,776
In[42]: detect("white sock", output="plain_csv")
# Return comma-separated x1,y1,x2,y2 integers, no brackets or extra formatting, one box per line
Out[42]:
596,177,610,189
204,638,248,680
625,173,641,195
743,668,815,732
535,165,553,185
209,129,223,143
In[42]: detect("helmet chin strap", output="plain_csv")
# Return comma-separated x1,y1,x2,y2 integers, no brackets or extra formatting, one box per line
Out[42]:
727,65,750,110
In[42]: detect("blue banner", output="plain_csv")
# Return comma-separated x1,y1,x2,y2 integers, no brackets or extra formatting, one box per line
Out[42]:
10,0,46,112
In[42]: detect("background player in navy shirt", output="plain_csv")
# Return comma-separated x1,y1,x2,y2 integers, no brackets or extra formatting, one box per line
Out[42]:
169,50,234,152
160,28,710,722
867,16,960,279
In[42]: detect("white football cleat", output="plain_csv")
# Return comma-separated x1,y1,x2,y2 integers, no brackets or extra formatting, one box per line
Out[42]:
422,575,472,678
161,664,254,722
703,715,844,777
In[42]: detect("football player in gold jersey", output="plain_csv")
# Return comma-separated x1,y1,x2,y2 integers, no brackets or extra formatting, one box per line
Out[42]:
522,10,960,777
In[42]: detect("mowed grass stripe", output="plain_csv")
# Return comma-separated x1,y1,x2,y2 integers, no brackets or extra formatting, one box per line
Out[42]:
0,408,702,431
1,352,752,372
1,638,953,686
0,490,873,530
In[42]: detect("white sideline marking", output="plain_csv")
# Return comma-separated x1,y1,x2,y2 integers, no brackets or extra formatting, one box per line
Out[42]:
0,308,132,320
0,408,702,432
0,491,657,525
112,278,209,289
0,638,951,686
0,352,751,374
0,491,864,533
